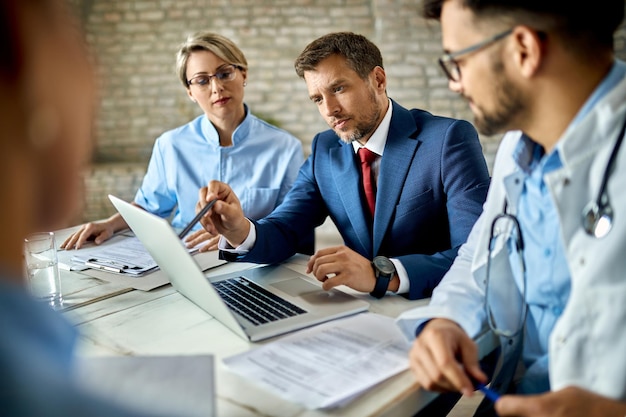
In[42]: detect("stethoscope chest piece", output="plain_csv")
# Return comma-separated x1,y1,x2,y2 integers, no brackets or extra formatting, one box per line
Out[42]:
582,200,613,238
581,112,626,239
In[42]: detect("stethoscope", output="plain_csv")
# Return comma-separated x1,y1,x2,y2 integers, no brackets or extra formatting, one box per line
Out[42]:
581,114,626,238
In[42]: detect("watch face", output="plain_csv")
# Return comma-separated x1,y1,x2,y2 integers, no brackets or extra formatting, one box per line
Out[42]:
373,256,395,275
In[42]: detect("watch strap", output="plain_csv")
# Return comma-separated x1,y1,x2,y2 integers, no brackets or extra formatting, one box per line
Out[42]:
370,274,391,299
370,258,394,299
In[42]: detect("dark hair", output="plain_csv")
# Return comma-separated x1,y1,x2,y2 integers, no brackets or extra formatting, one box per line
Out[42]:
421,0,624,50
294,32,383,79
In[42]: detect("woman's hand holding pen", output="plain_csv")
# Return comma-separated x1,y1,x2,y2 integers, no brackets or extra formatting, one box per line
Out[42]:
197,181,250,247
409,318,487,397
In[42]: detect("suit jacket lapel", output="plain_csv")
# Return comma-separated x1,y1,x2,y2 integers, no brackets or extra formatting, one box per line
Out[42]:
330,141,372,256
373,103,420,255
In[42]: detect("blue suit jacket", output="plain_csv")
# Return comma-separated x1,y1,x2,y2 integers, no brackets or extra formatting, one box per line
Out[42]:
223,100,490,299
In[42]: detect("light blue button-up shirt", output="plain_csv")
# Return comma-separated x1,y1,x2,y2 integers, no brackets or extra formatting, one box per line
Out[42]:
134,105,304,230
514,60,626,393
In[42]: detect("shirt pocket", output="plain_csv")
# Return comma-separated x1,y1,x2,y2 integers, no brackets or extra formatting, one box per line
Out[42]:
240,187,280,220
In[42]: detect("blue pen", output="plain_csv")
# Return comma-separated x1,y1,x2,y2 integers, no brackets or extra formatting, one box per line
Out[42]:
475,382,501,402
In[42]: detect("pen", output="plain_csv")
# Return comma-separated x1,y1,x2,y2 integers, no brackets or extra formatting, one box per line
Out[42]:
85,261,124,273
475,382,500,402
178,199,218,239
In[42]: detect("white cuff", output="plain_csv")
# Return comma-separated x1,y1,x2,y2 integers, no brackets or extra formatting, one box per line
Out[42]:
391,258,409,294
217,219,256,253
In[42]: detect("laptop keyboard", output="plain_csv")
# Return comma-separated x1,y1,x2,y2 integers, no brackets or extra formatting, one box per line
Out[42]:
213,276,307,325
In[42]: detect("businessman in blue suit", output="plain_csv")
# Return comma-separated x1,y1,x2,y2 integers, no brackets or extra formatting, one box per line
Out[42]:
198,32,490,300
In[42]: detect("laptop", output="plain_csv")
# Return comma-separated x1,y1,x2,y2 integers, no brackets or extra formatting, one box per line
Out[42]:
109,195,369,342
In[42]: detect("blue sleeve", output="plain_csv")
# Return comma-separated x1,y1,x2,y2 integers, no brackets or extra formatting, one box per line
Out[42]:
220,135,327,263
133,136,177,219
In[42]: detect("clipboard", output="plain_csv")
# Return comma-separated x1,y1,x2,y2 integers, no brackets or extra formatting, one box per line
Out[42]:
83,258,157,275
66,234,159,277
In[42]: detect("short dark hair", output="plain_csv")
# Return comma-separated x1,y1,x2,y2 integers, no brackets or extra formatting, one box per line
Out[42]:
294,32,383,79
421,0,624,51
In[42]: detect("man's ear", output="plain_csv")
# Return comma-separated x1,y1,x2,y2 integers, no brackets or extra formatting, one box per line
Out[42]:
372,66,387,92
511,25,545,78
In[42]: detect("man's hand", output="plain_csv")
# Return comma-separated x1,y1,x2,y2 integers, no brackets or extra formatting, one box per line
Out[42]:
198,181,250,247
184,229,220,252
409,318,485,396
306,245,398,293
495,386,626,417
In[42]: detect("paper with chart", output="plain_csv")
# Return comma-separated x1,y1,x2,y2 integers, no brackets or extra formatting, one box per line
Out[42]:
223,313,411,409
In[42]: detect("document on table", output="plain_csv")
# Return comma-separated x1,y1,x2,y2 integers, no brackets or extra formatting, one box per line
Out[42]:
68,235,158,275
58,233,203,276
223,312,411,410
75,355,215,417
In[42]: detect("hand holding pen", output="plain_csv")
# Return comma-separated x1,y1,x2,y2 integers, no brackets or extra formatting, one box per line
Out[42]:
473,380,500,403
178,199,217,239
197,181,251,247
409,318,492,398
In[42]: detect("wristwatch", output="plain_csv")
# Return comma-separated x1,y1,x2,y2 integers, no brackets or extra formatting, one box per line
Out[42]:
370,256,396,299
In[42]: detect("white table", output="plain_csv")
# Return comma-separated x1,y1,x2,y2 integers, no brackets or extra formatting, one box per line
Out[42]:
60,250,454,416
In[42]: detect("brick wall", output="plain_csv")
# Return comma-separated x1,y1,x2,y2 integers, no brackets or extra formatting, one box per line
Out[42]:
74,0,626,222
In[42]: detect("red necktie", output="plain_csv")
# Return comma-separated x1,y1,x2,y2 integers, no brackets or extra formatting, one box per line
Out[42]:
358,147,377,218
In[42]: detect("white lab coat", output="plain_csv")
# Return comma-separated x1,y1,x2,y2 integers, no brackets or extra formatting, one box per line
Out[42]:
397,76,626,399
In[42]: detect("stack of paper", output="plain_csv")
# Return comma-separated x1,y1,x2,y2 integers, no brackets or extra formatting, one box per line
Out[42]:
223,313,411,410
68,235,158,275
59,233,206,277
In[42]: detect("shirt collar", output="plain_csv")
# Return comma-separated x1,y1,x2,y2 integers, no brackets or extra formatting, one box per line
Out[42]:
513,132,564,176
202,103,250,147
512,133,542,173
352,99,393,155
231,103,251,145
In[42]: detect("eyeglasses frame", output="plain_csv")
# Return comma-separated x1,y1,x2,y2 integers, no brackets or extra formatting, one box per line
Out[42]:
186,64,243,88
438,28,513,82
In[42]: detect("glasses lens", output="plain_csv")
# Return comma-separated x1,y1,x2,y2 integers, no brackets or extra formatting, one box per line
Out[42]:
190,76,210,87
216,67,236,82
485,214,527,337
189,66,237,88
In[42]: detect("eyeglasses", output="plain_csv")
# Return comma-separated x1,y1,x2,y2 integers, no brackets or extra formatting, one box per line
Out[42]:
484,212,528,338
187,64,242,89
438,29,513,82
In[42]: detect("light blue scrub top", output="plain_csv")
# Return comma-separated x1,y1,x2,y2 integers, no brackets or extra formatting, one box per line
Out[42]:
134,104,304,230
